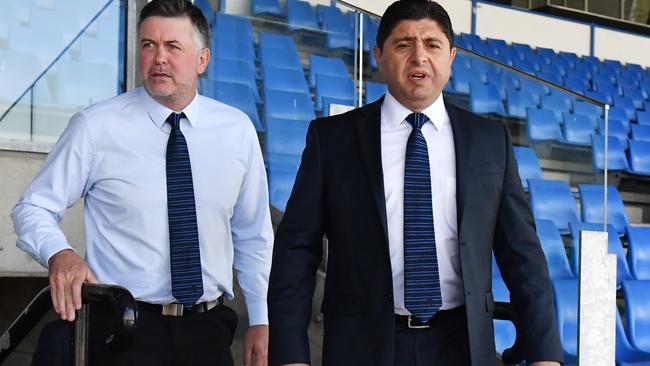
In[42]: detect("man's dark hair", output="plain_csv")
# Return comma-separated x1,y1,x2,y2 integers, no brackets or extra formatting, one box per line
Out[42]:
138,0,210,49
376,0,454,51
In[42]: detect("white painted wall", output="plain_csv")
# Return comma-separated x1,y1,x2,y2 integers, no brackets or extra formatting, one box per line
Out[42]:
475,2,591,56
594,27,650,66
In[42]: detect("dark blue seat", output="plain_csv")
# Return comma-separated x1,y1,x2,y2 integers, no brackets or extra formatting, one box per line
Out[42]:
593,73,618,87
211,39,256,79
365,81,387,104
262,67,309,94
195,0,214,23
265,117,310,166
564,76,589,94
598,117,629,149
573,101,603,126
552,279,578,364
622,281,650,354
209,58,260,102
535,219,575,280
519,77,548,99
362,15,379,52
569,222,634,286
616,307,650,365
317,4,354,50
625,63,645,79
528,179,580,234
315,74,354,111
586,90,612,105
577,184,629,235
631,125,650,142
563,113,594,145
638,111,650,126
470,58,498,83
308,54,348,87
558,51,580,69
259,46,303,73
527,108,563,143
450,66,480,95
201,79,262,131
506,88,537,119
512,58,537,75
263,89,315,122
511,42,534,62
613,96,639,122
513,146,543,191
268,169,298,212
536,71,563,86
470,83,505,115
628,140,650,176
622,86,646,110
491,276,516,355
286,0,319,31
609,107,631,131
591,134,630,172
259,32,297,51
535,47,556,65
627,227,650,280
213,13,253,40
541,94,572,121
252,0,283,17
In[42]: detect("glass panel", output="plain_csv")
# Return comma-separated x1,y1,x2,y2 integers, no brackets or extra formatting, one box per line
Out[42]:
0,0,122,143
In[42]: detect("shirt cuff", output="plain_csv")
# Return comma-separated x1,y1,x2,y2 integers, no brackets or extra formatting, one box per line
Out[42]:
246,300,269,326
41,242,75,269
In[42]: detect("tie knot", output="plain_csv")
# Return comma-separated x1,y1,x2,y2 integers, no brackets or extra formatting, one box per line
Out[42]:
167,112,184,129
406,112,429,130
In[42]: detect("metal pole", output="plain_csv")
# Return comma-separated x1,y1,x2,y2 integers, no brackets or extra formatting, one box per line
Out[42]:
603,104,609,232
125,0,141,91
358,13,364,108
75,305,89,366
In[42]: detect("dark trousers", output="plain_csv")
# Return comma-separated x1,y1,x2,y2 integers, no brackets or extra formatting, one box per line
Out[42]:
394,307,471,366
33,303,237,366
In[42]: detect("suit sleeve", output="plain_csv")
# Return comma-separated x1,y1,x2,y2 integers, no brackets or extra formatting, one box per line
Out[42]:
268,121,325,366
492,125,564,363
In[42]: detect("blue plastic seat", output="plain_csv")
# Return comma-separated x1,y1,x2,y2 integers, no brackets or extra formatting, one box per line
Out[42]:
512,58,537,75
535,219,575,280
491,276,516,355
535,47,556,65
252,0,283,17
528,179,580,234
470,83,505,115
614,96,638,122
573,101,603,126
315,74,355,111
209,58,260,102
564,76,589,94
201,79,262,131
268,169,298,212
638,111,650,126
622,281,650,354
627,227,650,280
558,51,580,69
569,222,634,286
286,0,319,31
622,86,646,110
450,66,480,95
265,117,310,165
526,108,563,143
365,81,387,104
470,58,497,83
591,134,630,172
519,77,548,99
322,97,354,117
628,140,650,176
541,94,573,121
552,279,578,364
511,42,534,62
577,184,629,235
212,38,256,75
308,54,348,87
593,73,618,87
513,146,543,191
263,89,315,122
263,67,309,94
259,32,297,51
562,113,594,145
317,5,354,50
631,125,650,142
259,46,303,72
536,71,563,86
586,90,612,105
598,117,629,149
505,88,537,119
616,307,650,365
213,13,253,41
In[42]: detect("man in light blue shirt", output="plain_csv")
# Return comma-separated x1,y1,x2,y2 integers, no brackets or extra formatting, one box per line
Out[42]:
11,1,272,365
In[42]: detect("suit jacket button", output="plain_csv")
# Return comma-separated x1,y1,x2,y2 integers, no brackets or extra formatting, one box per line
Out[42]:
385,293,393,301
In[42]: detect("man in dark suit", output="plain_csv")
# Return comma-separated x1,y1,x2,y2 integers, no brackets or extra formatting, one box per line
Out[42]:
268,1,563,365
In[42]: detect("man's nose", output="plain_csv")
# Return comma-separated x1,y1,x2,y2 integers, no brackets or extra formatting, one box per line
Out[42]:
155,47,167,64
410,43,428,64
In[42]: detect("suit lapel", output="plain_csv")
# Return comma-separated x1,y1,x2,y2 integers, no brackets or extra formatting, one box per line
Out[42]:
447,103,471,231
355,98,389,242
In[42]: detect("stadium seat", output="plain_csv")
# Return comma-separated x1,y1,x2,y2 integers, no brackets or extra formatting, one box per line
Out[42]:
265,117,310,165
614,96,638,122
212,39,256,75
558,51,580,69
491,276,517,355
591,134,630,172
537,71,563,86
259,32,297,51
365,81,387,104
631,125,650,142
322,96,354,117
55,60,117,107
577,184,629,235
616,308,650,365
586,90,612,105
317,5,354,50
638,111,650,126
314,74,355,111
519,77,548,100
562,113,594,145
252,0,283,17
593,73,618,87
622,281,650,353
564,76,589,94
262,67,310,94
511,42,534,62
469,83,505,115
209,58,260,102
598,118,629,148
259,46,303,72
526,108,563,142
308,54,349,87
528,179,580,234
512,58,537,75
535,219,575,280
541,94,572,121
569,222,634,286
627,227,650,280
286,0,319,31
505,88,537,119
628,140,650,176
622,86,646,110
552,279,578,364
573,100,602,126
608,106,631,130
264,89,315,122
201,79,262,131
470,58,497,83
268,169,298,212
513,146,543,191
213,13,253,40
450,66,480,95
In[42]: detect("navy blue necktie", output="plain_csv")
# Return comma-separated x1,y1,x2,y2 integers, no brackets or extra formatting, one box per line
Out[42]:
166,112,204,308
403,112,442,324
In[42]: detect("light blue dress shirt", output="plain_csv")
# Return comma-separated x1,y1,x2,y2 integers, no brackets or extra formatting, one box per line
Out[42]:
11,87,274,325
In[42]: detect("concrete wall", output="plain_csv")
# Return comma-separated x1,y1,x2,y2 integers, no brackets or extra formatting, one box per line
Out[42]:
0,144,85,276
594,26,650,66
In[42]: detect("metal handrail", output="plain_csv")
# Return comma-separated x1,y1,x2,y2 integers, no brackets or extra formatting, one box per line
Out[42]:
0,0,116,123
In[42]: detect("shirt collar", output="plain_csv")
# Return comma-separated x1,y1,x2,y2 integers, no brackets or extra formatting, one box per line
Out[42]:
380,91,450,131
139,87,201,129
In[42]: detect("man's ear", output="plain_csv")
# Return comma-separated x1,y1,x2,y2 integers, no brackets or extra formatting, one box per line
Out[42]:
197,47,210,75
373,46,382,72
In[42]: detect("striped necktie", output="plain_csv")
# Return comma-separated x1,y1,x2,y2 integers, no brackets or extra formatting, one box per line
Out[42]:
403,112,442,324
166,112,204,308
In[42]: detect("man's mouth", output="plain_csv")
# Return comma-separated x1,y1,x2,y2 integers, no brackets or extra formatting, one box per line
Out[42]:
409,72,429,80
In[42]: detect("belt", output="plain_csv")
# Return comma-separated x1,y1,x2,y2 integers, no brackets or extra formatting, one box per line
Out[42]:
395,306,466,329
137,296,224,317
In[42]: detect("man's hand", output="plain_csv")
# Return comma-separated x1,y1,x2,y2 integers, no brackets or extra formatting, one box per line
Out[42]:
48,249,98,322
243,324,268,366
530,362,561,366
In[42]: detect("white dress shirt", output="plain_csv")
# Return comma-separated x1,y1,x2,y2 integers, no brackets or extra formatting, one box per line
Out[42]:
11,87,274,325
380,92,464,314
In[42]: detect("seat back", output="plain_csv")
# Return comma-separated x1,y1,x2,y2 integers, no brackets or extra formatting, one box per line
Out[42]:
528,179,579,234
577,184,629,235
627,226,650,280
622,281,650,353
512,146,543,190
